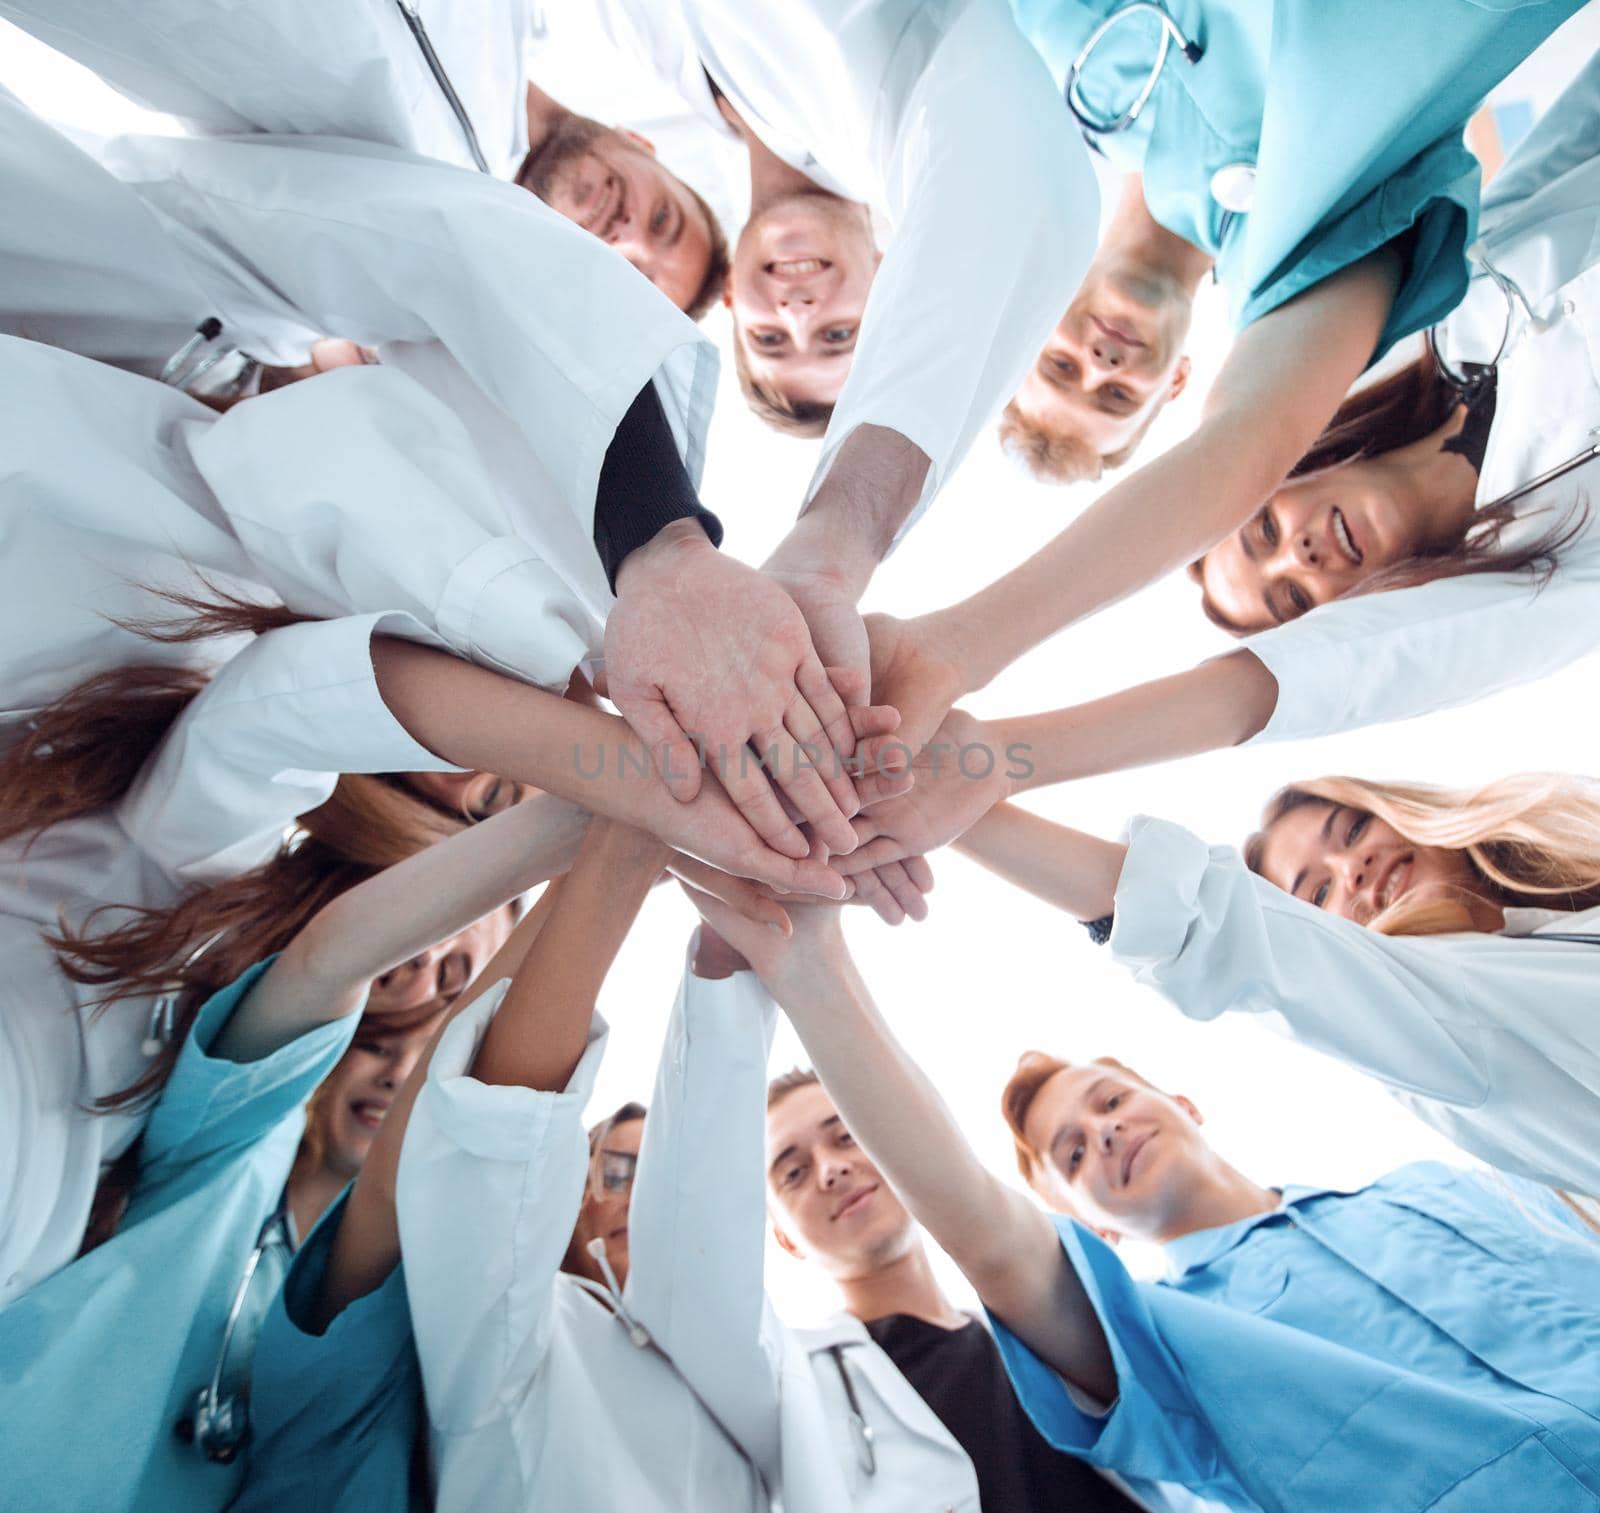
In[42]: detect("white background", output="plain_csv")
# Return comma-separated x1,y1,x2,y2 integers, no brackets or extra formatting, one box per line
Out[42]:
4,8,1597,1316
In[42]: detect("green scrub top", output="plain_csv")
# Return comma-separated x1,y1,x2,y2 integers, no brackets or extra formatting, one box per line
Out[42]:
1009,0,1586,358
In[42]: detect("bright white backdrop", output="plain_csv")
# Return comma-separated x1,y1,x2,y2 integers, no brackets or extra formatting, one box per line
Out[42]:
5,10,1597,1316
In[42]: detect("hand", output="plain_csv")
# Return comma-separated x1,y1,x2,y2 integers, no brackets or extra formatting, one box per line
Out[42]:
846,855,934,925
763,562,870,707
605,522,866,857
855,612,973,804
677,883,851,1003
667,852,792,936
834,709,1013,874
689,922,751,979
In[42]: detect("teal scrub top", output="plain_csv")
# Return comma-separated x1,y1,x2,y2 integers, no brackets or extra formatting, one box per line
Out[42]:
229,1189,426,1513
1008,0,1586,358
992,1163,1600,1510
0,958,355,1513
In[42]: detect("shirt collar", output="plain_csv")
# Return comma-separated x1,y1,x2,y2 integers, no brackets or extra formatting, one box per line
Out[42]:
1161,1184,1344,1279
1502,902,1600,936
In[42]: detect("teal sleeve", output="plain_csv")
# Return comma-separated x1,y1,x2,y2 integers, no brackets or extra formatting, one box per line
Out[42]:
140,955,357,1180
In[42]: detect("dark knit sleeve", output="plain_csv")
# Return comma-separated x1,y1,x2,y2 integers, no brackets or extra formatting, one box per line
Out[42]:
593,381,723,589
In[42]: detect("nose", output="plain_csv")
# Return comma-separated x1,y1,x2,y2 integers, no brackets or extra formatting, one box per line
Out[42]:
1333,846,1379,910
1094,1115,1124,1155
817,1154,852,1189
1086,332,1125,371
382,1044,426,1091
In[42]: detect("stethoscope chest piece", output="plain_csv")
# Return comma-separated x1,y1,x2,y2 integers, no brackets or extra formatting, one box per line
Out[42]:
1208,161,1256,214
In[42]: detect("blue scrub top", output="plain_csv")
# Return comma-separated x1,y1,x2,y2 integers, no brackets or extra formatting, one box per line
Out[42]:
1008,0,1585,358
229,1188,424,1513
992,1164,1600,1510
0,958,355,1513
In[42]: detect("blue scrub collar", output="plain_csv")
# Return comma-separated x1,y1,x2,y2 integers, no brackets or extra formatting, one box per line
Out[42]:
1161,1183,1351,1279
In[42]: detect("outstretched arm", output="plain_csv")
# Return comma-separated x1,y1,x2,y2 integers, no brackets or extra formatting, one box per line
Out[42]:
212,792,588,1063
314,817,666,1324
953,803,1125,923
870,250,1398,758
679,896,1118,1404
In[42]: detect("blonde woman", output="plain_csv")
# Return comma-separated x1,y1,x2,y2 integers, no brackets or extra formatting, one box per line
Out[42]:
943,772,1600,1205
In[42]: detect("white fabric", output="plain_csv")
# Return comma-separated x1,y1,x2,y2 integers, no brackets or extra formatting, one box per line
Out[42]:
0,0,531,176
1247,55,1600,744
1110,815,1600,1200
0,615,455,1307
0,335,601,704
394,979,767,1512
0,87,716,596
603,0,1097,534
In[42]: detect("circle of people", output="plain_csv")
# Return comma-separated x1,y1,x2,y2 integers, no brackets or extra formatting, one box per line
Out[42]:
2,2,1598,1511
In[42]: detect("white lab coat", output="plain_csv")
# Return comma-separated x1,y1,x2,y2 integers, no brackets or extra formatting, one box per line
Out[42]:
0,335,599,717
1246,54,1600,745
596,0,1097,532
1111,815,1600,1200
0,0,531,176
394,976,769,1512
0,614,459,1306
0,89,716,617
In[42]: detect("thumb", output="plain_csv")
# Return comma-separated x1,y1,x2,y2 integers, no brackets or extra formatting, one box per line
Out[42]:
615,692,704,803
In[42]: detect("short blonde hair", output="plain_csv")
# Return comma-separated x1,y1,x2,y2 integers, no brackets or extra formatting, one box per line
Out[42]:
997,400,1159,486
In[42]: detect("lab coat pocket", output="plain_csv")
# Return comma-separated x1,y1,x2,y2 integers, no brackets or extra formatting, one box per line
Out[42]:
1184,1256,1290,1318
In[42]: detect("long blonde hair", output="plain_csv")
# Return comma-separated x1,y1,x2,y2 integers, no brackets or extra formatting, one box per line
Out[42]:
1247,772,1600,937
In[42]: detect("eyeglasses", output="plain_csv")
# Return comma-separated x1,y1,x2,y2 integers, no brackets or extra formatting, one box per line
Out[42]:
594,1149,638,1195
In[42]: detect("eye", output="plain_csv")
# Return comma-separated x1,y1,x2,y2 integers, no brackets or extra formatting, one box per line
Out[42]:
1106,1093,1123,1110
1260,507,1278,547
651,205,669,233
1067,1140,1085,1173
354,1039,384,1056
1311,881,1330,908
468,778,504,821
824,326,855,343
1286,584,1311,616
782,1165,804,1188
837,1131,856,1148
752,330,785,349
1049,355,1078,380
1346,813,1370,846
1107,385,1132,404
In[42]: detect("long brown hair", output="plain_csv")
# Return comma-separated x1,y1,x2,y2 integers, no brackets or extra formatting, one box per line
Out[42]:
1200,352,1586,631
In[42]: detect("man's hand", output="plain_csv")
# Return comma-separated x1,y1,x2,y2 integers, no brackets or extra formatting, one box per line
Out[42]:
763,562,871,706
834,709,1014,874
678,883,852,1006
606,521,869,857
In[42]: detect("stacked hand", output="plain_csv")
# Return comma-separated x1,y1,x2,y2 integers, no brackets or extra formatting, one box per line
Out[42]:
606,521,883,860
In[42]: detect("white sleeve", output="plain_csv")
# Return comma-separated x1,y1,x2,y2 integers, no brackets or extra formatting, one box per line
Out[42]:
1244,545,1600,744
185,365,595,690
0,0,483,167
622,958,783,1477
396,986,609,1434
115,612,461,887
805,0,1096,536
105,131,718,541
1108,816,1490,1107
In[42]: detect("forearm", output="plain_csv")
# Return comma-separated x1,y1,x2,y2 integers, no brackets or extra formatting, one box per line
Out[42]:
216,794,587,1061
473,817,667,1089
990,652,1278,794
372,637,665,825
945,427,1291,688
954,804,1126,921
767,425,931,596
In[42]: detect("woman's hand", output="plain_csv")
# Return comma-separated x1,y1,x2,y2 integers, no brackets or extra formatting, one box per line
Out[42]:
834,709,1015,874
854,612,976,803
679,882,852,1007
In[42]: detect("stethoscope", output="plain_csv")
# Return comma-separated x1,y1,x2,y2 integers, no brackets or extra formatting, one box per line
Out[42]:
1428,259,1600,511
1064,1,1203,139
827,1346,877,1477
173,1195,294,1464
159,2,490,400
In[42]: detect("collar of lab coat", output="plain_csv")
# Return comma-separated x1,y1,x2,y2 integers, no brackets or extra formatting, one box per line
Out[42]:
1502,901,1600,938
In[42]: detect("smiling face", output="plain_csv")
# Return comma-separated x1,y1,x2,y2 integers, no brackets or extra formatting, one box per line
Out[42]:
1011,260,1193,462
1020,1063,1211,1242
729,191,879,411
566,1114,644,1290
765,1081,916,1277
403,769,532,824
312,1017,441,1180
517,117,717,313
1253,798,1487,926
1196,460,1429,632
